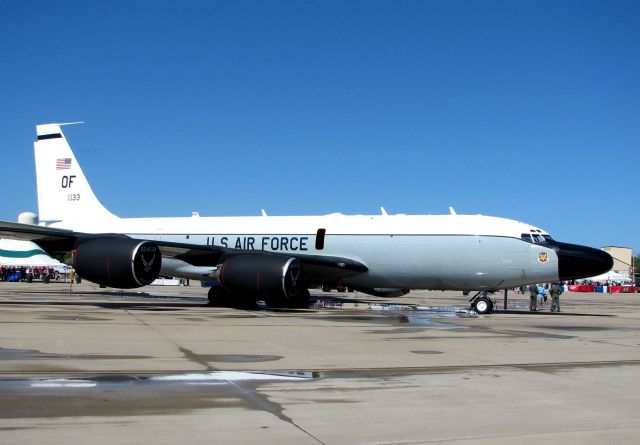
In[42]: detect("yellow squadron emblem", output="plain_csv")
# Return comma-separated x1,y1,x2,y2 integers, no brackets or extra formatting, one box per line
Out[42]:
538,252,548,264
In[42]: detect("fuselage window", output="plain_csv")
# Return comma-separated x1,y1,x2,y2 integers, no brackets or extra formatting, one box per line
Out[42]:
315,228,326,250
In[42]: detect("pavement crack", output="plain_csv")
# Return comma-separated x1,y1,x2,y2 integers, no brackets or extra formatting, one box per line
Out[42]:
177,346,214,371
121,308,214,371
226,379,326,445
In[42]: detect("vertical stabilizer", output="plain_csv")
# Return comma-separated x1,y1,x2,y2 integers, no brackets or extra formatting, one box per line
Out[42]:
34,123,117,227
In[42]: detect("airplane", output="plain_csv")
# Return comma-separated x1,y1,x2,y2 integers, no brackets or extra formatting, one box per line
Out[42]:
0,123,613,314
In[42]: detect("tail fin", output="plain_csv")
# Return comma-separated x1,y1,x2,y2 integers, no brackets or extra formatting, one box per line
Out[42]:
34,123,118,226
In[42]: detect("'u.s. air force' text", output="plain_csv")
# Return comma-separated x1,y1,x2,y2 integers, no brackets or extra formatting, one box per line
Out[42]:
206,236,309,251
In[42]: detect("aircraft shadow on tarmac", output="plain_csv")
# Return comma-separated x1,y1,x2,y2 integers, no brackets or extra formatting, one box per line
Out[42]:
0,290,616,317
0,290,383,313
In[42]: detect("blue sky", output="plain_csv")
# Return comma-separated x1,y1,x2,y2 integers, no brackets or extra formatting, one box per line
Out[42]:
1,1,638,253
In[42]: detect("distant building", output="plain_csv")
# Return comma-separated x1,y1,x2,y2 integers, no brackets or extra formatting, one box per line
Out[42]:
601,246,633,277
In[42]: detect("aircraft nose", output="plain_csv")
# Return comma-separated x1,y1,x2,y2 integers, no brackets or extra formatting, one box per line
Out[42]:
554,242,613,281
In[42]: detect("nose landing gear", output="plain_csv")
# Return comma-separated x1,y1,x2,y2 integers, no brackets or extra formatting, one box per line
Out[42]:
469,291,494,314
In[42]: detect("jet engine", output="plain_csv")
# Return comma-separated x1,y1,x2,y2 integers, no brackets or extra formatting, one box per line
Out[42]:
217,255,304,300
72,238,162,288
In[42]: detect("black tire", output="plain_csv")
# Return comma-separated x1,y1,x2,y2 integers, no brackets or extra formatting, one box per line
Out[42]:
208,287,256,308
473,297,494,314
235,295,258,309
207,287,229,306
265,288,310,309
290,288,310,309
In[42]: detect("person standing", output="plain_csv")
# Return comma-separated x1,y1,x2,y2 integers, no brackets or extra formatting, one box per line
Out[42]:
549,282,563,312
537,284,546,309
529,284,538,311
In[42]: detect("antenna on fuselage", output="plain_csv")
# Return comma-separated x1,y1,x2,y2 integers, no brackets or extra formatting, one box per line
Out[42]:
380,207,388,216
449,206,457,215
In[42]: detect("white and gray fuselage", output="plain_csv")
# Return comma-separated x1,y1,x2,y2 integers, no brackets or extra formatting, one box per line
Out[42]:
60,213,559,291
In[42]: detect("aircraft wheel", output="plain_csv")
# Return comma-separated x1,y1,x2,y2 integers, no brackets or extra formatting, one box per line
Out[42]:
290,288,310,309
473,297,493,314
266,289,310,309
208,287,230,307
235,295,258,309
208,287,256,308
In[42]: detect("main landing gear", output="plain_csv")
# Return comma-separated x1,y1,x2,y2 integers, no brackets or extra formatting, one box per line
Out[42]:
207,286,311,309
208,286,256,309
469,291,494,314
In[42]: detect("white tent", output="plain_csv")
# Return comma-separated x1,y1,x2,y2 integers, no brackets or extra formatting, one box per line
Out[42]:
0,238,62,267
588,270,633,284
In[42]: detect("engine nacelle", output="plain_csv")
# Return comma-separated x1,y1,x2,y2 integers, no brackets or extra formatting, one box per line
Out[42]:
218,255,304,299
73,238,162,288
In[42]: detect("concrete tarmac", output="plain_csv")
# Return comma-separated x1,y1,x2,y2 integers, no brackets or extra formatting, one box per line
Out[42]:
1,281,639,444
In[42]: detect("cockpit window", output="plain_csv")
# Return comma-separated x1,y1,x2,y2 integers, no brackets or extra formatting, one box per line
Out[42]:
522,233,554,244
532,234,546,243
521,233,533,243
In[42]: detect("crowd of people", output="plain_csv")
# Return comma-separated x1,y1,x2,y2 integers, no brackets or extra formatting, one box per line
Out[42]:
0,265,60,282
576,279,633,287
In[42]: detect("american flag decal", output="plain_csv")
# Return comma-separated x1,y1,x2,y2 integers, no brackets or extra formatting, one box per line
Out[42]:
56,158,71,170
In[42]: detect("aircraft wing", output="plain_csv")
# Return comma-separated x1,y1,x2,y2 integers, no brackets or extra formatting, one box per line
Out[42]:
0,221,368,282
0,221,80,251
